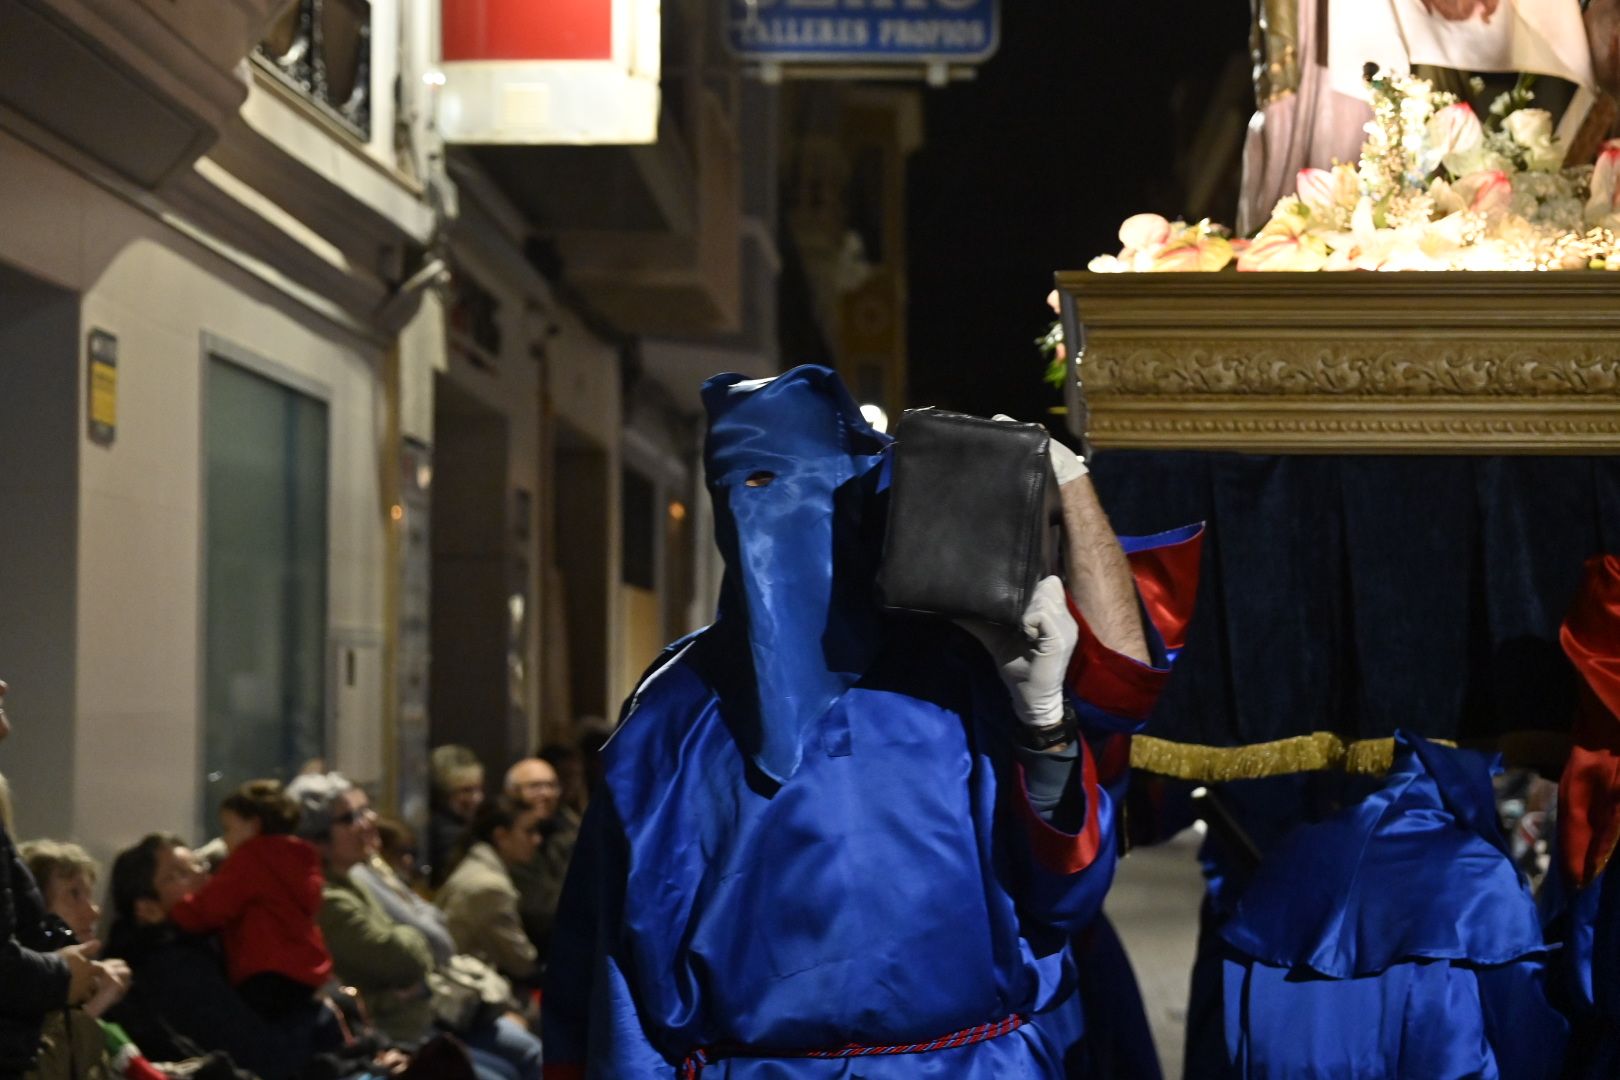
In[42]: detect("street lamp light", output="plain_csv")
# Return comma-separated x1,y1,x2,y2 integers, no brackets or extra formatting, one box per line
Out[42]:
859,403,889,434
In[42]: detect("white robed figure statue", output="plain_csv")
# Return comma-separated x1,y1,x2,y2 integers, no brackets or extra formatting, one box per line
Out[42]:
1239,0,1614,233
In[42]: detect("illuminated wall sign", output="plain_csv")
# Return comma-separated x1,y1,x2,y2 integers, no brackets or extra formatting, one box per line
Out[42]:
442,0,613,61
438,0,660,145
725,0,999,65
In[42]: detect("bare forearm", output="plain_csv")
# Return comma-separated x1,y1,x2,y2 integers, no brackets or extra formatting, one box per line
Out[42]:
1061,475,1149,664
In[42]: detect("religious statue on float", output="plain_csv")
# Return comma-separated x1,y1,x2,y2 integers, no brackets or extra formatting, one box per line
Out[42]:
1240,0,1620,232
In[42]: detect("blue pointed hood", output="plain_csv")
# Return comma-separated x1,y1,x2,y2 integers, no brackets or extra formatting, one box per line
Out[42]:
1222,731,1549,978
700,366,891,783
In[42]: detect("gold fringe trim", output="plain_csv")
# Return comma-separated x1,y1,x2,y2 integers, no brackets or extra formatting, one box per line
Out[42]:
1129,732,1462,781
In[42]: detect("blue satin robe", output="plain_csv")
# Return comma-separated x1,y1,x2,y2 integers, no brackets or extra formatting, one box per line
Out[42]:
1219,733,1567,1079
1541,863,1620,1077
543,613,1162,1079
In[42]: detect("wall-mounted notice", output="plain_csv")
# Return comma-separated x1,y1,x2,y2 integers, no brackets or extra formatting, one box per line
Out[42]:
88,329,117,447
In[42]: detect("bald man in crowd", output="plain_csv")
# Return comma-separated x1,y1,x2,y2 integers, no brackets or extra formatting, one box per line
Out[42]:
503,757,580,969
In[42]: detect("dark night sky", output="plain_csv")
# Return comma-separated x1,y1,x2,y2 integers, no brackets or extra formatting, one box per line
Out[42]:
906,0,1251,422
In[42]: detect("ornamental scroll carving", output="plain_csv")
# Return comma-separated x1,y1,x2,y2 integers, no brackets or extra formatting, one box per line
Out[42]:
1090,415,1620,439
1058,271,1620,453
1086,343,1620,398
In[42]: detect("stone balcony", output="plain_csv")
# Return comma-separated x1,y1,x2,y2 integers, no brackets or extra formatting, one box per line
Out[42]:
0,0,286,188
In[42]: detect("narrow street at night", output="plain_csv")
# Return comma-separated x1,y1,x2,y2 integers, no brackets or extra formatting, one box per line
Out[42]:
4,1,1620,1078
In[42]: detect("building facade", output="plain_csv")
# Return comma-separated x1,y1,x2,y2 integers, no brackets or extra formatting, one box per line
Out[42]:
0,0,448,862
0,0,811,867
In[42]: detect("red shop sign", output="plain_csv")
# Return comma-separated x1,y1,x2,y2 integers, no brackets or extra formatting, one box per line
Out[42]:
441,0,613,62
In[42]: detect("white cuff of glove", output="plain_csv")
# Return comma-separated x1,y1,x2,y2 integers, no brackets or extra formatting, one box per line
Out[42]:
991,414,1087,484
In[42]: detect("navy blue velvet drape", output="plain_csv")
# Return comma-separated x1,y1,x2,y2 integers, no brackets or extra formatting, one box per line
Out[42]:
1090,453,1620,757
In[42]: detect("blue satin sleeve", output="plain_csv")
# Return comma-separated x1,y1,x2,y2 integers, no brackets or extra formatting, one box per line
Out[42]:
1000,752,1122,936
541,794,599,1073
1541,862,1620,1076
1477,956,1569,1080
543,795,670,1079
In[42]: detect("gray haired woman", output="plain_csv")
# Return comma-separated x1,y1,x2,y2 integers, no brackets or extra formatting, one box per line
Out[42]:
285,772,540,1080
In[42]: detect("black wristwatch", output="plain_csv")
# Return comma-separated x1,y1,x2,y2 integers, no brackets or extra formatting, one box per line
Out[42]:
1017,699,1079,752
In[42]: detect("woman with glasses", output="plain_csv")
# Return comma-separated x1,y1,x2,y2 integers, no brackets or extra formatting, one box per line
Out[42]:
285,773,426,1043
285,773,541,1080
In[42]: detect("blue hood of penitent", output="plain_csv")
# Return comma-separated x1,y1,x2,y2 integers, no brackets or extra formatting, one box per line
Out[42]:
1222,731,1549,978
700,365,891,784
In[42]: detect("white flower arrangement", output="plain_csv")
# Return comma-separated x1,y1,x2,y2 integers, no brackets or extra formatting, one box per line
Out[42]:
1089,70,1620,273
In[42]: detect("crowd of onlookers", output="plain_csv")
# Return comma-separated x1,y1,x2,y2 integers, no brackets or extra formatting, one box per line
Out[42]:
0,676,610,1080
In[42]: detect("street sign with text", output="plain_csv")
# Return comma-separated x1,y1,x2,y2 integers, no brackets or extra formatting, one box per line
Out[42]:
725,0,999,65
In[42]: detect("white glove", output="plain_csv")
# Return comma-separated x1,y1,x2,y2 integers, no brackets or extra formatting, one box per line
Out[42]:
991,414,1087,485
960,576,1079,732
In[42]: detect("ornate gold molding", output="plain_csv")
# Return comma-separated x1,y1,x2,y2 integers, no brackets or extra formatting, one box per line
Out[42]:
1054,271,1620,453
1089,402,1620,453
1088,343,1620,397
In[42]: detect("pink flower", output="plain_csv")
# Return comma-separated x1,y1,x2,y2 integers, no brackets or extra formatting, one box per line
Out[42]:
1427,103,1483,161
1150,235,1233,272
1296,169,1336,215
1236,231,1328,272
1295,166,1360,218
1454,170,1512,215
1151,246,1202,271
1588,139,1620,220
1118,213,1172,252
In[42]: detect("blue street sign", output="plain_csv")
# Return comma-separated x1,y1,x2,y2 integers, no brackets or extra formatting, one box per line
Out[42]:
725,0,999,65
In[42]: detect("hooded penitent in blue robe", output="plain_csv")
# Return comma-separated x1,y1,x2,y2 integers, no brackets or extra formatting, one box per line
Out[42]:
1220,732,1567,1079
542,366,1200,1079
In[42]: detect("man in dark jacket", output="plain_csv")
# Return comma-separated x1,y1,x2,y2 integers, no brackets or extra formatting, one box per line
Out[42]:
503,755,576,967
0,678,100,1078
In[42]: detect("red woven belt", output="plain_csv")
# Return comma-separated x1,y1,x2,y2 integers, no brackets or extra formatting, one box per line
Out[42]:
678,1013,1025,1078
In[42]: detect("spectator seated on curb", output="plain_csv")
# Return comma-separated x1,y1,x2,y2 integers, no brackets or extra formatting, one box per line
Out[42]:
0,679,111,1079
104,834,336,1080
371,818,422,895
286,773,540,1080
168,782,333,1021
503,757,577,972
353,822,539,1033
20,839,194,1080
435,796,541,988
426,748,484,890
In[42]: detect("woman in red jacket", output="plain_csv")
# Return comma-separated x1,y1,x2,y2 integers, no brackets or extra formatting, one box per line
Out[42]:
169,779,333,1019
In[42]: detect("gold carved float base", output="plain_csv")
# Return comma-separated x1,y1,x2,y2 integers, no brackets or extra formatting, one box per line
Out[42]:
1054,271,1620,454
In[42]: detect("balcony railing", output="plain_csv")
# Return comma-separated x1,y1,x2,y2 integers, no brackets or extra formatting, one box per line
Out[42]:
256,0,372,140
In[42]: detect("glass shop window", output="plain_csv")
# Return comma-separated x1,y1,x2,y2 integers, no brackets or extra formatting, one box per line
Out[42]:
202,356,329,829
